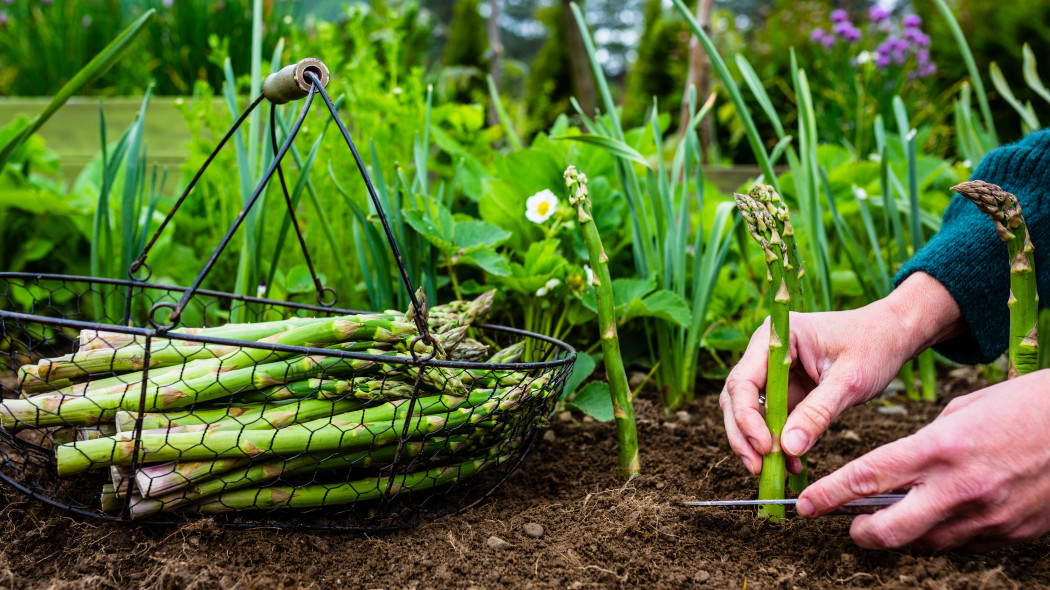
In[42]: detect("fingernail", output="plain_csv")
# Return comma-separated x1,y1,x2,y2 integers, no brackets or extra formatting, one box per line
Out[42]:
747,436,762,452
783,429,808,456
797,497,814,517
741,457,754,473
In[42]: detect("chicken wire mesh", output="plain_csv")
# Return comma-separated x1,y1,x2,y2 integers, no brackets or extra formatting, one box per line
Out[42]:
0,274,575,529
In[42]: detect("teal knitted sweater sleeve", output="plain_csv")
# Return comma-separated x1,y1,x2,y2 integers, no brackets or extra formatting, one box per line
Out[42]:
894,130,1050,365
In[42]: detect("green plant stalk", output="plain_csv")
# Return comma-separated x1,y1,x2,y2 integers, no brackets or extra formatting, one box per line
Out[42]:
566,166,639,477
130,389,509,497
931,0,998,146
55,399,509,476
188,452,508,514
917,351,937,402
127,436,472,517
1040,309,1050,370
735,192,788,520
748,185,808,494
953,181,1038,377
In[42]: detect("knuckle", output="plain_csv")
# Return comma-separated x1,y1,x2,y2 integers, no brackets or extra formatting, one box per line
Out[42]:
836,368,866,398
718,390,730,413
843,462,883,499
795,402,833,432
859,517,903,549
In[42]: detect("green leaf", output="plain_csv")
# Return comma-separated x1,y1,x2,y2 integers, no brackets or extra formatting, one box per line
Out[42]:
453,219,511,252
500,239,567,294
552,134,650,168
703,325,750,352
403,206,455,254
567,381,614,422
458,248,510,276
561,353,597,401
285,266,323,294
623,289,692,327
0,188,82,216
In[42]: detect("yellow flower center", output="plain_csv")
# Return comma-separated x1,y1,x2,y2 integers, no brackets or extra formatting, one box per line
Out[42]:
537,202,550,216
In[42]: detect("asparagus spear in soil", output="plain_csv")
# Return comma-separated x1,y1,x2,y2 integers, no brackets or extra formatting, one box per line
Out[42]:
748,185,808,493
952,180,1039,378
735,191,790,521
565,165,640,477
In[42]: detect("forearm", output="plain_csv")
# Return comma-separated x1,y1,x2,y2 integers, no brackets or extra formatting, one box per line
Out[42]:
883,272,966,361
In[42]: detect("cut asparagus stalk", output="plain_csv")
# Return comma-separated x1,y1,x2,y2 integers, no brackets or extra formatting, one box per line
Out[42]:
736,191,790,521
953,180,1039,378
566,165,640,477
188,451,510,514
56,389,525,476
130,436,475,518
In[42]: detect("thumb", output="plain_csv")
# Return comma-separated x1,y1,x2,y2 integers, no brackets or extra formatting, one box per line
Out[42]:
781,366,864,457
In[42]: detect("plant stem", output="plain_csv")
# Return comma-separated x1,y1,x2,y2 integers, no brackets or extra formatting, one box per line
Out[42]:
953,181,1038,377
566,166,640,477
735,191,788,521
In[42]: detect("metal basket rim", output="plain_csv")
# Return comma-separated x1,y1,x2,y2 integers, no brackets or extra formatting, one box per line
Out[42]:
0,273,577,371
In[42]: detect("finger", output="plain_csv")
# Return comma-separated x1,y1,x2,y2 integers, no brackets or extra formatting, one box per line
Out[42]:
849,487,953,550
786,454,802,475
724,323,775,453
908,514,986,553
798,434,929,517
781,364,867,457
721,390,763,474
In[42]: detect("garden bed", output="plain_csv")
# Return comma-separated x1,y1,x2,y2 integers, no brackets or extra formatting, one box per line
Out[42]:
0,370,1046,589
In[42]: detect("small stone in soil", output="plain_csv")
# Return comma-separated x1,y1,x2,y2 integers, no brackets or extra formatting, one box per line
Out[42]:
675,410,692,424
656,481,665,489
582,415,595,423
542,429,556,443
661,421,677,432
557,411,573,423
523,523,544,538
694,570,711,583
486,535,512,550
841,429,861,442
877,404,908,416
628,371,648,389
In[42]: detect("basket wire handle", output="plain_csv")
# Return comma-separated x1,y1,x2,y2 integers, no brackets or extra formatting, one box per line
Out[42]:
147,84,318,331
266,104,336,308
304,69,436,348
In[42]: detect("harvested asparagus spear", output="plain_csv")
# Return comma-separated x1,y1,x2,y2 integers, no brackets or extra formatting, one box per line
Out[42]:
735,191,790,521
953,180,1039,378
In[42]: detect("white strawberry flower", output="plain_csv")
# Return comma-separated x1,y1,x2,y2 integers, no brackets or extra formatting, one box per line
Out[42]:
525,189,558,224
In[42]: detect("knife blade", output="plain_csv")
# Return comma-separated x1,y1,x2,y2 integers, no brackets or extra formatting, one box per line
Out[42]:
683,494,906,515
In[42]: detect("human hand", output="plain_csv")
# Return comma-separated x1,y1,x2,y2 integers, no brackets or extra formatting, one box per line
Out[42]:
721,272,963,475
797,369,1050,552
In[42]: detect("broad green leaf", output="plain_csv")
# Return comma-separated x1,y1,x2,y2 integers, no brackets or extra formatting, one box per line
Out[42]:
0,188,82,216
458,248,510,276
285,266,324,294
403,206,456,254
567,381,614,422
703,325,751,352
453,219,511,252
500,239,567,294
478,177,532,250
561,353,597,401
623,289,692,328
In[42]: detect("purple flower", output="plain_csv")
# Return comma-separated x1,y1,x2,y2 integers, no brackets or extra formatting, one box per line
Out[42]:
1,0,11,5
921,62,937,77
81,15,91,27
869,6,891,22
875,53,891,68
821,34,836,48
810,28,827,43
903,14,921,27
831,9,849,23
163,0,173,6
42,0,52,5
917,48,931,66
833,21,862,42
0,11,7,25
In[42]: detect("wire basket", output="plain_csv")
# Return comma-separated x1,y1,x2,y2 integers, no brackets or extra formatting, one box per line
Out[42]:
0,59,576,530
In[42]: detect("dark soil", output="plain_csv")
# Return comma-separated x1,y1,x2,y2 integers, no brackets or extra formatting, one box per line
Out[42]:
0,369,1046,589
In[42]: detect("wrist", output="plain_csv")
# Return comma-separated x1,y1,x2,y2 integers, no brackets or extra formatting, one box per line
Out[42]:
882,272,965,360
